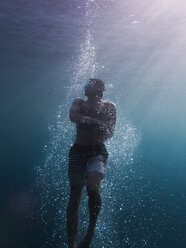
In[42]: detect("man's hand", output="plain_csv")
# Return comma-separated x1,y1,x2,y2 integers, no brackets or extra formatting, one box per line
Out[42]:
70,99,108,129
89,117,109,131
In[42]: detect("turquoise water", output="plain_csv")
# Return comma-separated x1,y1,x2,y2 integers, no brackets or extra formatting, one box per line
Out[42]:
1,0,186,247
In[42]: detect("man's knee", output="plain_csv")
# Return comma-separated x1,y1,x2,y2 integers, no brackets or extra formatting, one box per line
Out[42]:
87,187,102,217
86,172,102,191
68,186,83,207
87,187,101,202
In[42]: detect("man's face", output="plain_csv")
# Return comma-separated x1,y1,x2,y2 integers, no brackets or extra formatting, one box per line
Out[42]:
84,81,98,97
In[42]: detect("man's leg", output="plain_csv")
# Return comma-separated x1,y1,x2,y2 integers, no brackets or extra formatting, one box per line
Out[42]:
67,186,83,248
78,172,102,248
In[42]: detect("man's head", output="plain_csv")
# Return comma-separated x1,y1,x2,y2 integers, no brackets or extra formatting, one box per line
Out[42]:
84,78,105,99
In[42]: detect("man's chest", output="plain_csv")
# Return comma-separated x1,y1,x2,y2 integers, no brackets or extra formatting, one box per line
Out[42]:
80,101,106,118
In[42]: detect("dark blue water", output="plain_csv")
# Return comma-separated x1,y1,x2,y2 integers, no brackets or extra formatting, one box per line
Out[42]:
1,0,186,247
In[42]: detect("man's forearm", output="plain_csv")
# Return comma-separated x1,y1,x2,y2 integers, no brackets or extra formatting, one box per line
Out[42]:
90,118,111,137
71,112,115,140
72,112,108,130
71,112,92,125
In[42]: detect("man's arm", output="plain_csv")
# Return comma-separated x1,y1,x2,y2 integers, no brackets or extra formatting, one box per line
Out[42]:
105,102,117,139
69,98,90,124
69,98,115,134
90,102,116,139
70,98,102,126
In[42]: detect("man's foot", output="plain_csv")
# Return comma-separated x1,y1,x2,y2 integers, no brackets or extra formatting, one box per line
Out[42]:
77,227,94,248
77,238,90,248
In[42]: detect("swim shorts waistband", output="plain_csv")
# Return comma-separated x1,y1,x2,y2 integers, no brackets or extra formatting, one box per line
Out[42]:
73,143,107,153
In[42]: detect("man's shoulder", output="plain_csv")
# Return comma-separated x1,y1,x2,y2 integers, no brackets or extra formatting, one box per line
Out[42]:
102,100,116,110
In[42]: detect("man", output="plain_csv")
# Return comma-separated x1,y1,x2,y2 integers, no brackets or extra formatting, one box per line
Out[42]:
67,78,116,248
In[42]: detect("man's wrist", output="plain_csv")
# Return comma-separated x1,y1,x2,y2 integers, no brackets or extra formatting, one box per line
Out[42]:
80,115,91,124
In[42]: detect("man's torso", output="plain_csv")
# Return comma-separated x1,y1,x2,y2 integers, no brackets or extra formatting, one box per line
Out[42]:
75,99,110,145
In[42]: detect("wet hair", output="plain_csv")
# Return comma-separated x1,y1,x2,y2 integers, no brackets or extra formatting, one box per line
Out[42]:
87,78,105,98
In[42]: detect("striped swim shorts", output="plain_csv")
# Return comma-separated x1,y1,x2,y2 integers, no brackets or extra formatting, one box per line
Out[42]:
68,143,108,187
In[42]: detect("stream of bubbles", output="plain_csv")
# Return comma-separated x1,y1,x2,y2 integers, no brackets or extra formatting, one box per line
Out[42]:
34,1,140,247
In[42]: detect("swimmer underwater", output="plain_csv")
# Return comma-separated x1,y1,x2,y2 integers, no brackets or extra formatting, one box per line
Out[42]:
67,78,117,248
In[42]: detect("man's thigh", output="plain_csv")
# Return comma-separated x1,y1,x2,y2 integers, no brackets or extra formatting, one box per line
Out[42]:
68,146,86,187
86,172,102,190
68,186,84,205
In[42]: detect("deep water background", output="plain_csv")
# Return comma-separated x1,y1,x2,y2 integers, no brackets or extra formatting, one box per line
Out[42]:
0,0,186,247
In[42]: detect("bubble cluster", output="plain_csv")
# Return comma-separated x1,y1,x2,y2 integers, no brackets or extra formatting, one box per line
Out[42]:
33,1,141,247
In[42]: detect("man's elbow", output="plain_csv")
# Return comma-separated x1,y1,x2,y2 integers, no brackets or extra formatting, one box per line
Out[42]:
109,132,114,139
107,128,115,139
69,112,80,123
69,112,76,123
